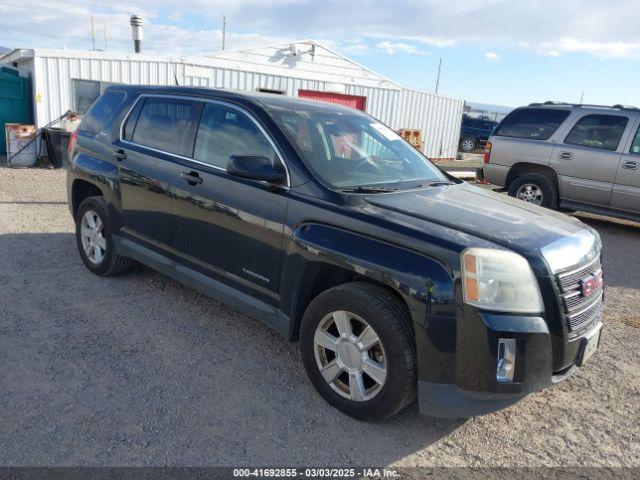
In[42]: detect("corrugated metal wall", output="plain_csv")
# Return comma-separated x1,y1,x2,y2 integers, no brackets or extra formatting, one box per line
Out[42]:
393,88,464,159
31,53,462,159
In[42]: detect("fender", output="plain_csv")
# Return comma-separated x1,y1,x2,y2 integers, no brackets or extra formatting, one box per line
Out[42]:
68,147,123,227
280,223,456,332
279,223,459,385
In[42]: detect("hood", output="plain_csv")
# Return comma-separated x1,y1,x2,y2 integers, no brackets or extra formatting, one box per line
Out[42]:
363,183,599,272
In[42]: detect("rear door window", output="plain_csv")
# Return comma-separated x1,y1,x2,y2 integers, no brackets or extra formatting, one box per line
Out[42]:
131,97,203,157
494,108,570,140
80,90,126,134
193,102,277,169
564,114,629,151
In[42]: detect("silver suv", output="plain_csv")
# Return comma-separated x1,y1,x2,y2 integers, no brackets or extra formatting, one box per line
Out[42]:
482,102,640,221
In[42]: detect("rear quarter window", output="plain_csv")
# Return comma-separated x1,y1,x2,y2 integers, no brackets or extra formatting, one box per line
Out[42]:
80,91,126,134
494,108,570,141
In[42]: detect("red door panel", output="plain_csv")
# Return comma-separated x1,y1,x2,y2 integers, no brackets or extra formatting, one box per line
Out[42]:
298,90,367,111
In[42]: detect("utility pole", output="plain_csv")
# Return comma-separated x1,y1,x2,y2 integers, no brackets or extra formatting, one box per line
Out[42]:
91,16,96,51
580,91,584,104
103,19,108,51
435,57,442,94
222,16,227,51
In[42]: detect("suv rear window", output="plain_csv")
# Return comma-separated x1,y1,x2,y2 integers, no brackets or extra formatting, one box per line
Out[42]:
80,90,126,134
564,114,629,151
494,108,570,141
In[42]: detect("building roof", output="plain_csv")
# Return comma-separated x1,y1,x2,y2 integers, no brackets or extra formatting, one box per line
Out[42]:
206,40,401,89
0,41,402,91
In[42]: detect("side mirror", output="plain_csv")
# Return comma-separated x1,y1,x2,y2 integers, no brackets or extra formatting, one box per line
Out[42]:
226,155,286,184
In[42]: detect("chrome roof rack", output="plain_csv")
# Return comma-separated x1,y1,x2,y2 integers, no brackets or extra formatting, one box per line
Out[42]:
528,101,639,111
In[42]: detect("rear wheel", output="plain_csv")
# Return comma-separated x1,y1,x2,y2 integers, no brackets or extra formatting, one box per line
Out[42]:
75,196,131,276
299,282,416,421
459,137,476,152
508,173,558,209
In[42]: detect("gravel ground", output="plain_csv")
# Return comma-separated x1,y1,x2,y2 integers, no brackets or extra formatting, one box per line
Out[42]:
0,166,639,467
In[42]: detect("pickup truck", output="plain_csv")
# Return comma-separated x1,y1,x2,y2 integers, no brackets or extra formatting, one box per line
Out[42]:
459,115,499,152
67,86,604,420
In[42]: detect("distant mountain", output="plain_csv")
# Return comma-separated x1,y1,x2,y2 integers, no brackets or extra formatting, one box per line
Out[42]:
0,46,10,55
465,101,514,114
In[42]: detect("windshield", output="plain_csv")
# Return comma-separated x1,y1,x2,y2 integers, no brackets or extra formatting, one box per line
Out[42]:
269,107,448,189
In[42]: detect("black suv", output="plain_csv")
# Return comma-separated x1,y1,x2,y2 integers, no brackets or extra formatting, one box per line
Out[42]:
68,86,604,420
459,115,499,152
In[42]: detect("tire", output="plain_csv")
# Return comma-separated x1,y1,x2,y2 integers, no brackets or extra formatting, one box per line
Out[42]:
508,173,558,209
459,137,476,152
299,282,416,421
75,196,131,276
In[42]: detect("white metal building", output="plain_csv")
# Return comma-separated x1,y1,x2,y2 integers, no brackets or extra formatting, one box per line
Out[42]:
1,41,464,159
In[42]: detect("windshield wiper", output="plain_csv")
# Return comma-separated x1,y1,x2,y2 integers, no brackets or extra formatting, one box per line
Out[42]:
415,181,455,188
341,186,398,193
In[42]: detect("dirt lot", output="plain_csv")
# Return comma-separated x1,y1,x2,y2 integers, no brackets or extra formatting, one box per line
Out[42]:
1,166,639,467
435,152,484,170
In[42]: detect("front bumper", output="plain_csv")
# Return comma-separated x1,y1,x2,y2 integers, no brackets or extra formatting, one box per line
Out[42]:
417,310,603,418
418,381,525,417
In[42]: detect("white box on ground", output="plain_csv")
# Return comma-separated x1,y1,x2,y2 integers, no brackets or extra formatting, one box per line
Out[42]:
6,124,38,168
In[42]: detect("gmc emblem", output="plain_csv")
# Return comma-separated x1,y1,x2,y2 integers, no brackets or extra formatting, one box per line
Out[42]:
581,270,603,297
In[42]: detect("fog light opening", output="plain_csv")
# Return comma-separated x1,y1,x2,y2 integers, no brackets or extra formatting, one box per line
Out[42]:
497,338,516,383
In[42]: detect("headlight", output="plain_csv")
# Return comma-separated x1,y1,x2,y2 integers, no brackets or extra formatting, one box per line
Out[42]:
461,248,544,313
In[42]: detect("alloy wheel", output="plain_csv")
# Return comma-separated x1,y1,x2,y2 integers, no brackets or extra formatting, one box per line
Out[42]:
516,183,544,205
80,210,106,264
313,310,387,402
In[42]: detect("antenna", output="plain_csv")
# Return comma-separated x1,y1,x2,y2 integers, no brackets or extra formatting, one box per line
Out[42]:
222,15,227,50
580,91,585,104
103,19,108,51
434,57,442,94
91,16,96,51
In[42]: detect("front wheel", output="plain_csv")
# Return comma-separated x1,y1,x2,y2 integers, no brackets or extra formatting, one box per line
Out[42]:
299,282,416,421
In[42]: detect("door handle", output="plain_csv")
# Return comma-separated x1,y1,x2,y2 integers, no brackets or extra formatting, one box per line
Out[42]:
558,151,574,160
113,149,127,161
180,171,203,185
622,160,639,170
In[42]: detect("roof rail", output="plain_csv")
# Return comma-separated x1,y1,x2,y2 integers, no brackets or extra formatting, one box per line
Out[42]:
528,101,639,111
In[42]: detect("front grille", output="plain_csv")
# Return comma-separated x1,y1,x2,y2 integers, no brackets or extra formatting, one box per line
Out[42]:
556,256,603,332
566,301,603,331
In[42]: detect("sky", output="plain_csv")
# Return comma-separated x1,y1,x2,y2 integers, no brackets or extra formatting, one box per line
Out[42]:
1,0,639,108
